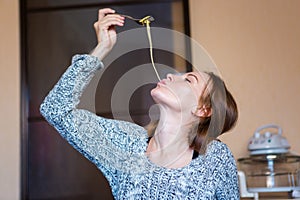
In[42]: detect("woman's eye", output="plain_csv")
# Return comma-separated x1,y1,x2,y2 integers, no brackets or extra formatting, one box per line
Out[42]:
185,78,191,83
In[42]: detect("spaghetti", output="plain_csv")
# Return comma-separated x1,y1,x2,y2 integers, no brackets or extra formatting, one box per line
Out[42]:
139,16,161,81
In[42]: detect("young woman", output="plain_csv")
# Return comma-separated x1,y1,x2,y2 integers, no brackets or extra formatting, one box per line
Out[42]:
40,8,240,199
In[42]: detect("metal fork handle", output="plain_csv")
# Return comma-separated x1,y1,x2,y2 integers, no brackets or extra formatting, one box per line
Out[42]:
120,14,140,21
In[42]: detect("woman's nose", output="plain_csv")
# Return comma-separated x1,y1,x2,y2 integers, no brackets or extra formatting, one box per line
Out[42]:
166,73,174,81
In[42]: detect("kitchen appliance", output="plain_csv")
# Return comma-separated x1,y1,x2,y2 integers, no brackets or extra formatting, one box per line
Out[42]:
238,124,300,199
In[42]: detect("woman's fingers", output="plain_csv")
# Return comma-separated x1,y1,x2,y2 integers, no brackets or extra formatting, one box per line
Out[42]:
91,8,125,59
94,8,124,35
98,15,124,29
93,14,124,44
98,8,115,21
96,8,124,29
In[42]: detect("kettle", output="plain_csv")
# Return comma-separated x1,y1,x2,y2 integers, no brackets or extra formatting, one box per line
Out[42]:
248,124,290,155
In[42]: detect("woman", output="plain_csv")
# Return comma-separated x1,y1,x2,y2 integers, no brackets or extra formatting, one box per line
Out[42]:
40,8,240,199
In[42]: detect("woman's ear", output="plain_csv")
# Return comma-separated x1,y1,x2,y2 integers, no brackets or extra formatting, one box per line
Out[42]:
193,106,212,118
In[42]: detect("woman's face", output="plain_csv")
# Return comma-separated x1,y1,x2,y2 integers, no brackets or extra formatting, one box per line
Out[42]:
151,71,210,112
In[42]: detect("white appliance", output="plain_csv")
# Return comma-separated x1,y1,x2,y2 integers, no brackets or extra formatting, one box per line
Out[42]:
238,124,300,199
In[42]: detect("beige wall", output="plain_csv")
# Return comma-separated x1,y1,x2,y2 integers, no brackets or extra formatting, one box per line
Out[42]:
189,0,300,160
0,0,20,199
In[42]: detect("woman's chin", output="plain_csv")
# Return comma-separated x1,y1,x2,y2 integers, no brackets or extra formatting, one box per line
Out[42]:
150,88,160,104
150,89,177,110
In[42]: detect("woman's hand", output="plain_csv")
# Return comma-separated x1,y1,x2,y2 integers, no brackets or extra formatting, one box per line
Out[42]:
91,8,124,60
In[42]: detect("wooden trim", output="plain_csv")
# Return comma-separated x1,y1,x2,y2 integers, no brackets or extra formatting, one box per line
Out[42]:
27,0,182,13
182,0,192,72
20,0,29,198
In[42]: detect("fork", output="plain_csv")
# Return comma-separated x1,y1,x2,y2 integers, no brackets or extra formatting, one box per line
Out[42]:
120,14,155,26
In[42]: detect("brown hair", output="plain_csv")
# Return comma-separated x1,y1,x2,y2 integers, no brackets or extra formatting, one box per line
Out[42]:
147,72,238,154
190,72,238,154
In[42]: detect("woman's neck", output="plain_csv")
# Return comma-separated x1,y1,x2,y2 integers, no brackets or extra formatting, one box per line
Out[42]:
146,106,196,168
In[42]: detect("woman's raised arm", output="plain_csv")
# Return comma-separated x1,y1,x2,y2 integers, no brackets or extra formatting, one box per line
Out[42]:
39,9,147,189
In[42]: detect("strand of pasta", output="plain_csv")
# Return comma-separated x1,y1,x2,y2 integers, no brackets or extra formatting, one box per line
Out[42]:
145,21,161,81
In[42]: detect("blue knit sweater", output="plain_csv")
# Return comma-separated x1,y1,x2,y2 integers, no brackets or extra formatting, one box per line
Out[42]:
40,54,240,199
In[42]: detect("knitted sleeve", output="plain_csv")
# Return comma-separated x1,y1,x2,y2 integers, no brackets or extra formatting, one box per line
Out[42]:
40,55,148,183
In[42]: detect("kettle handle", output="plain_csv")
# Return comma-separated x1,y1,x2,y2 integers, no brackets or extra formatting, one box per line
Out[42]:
254,124,282,135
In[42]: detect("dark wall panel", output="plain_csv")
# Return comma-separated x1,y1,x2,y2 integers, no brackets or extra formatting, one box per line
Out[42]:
28,121,113,200
22,0,189,199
